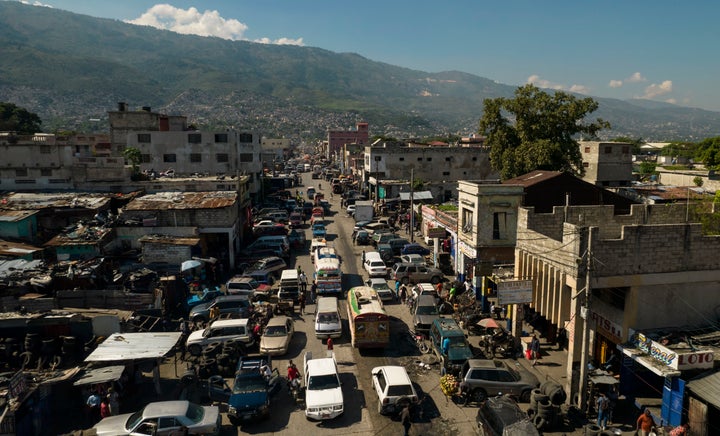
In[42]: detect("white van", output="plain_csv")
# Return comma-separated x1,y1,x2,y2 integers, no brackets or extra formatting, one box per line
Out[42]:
278,269,300,302
363,251,387,278
255,235,290,249
315,296,342,339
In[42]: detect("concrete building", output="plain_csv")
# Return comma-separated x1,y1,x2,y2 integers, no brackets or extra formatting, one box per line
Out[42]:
125,129,263,201
363,140,495,203
327,122,369,159
261,137,291,161
580,140,633,187
120,191,241,269
108,102,187,154
513,202,720,419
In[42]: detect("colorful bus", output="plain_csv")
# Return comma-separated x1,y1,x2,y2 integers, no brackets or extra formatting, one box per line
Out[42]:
346,286,390,348
314,257,342,295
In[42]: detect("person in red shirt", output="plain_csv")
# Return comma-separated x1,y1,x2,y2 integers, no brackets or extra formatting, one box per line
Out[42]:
327,337,334,351
100,397,111,419
287,361,300,381
636,408,656,436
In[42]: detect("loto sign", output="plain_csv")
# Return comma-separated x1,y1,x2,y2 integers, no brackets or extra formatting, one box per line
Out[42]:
632,330,714,370
497,279,533,305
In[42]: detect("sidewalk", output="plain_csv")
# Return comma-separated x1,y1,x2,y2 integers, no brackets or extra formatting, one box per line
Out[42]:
515,325,640,435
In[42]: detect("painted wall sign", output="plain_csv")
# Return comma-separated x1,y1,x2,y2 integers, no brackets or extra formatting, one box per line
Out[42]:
632,331,715,370
590,311,624,342
497,279,533,305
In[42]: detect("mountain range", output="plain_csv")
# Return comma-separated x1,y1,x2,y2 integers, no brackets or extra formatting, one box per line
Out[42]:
1,1,719,142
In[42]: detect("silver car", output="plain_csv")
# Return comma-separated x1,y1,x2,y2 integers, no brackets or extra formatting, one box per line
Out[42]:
93,400,220,435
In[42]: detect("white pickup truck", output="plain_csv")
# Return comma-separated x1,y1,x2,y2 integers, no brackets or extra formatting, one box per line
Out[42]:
303,351,344,420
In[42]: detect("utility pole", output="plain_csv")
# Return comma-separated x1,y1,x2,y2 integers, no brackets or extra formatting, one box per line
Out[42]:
577,226,593,412
410,168,414,243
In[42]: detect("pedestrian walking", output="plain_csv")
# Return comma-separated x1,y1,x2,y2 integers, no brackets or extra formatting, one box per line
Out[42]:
361,250,366,264
100,397,111,419
596,392,609,430
327,337,334,351
400,404,412,436
399,285,407,304
299,271,307,292
299,292,306,315
310,281,317,303
636,408,657,436
530,335,541,366
107,387,120,416
395,280,401,297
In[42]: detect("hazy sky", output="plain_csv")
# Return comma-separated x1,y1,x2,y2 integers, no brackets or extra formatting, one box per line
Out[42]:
22,0,720,112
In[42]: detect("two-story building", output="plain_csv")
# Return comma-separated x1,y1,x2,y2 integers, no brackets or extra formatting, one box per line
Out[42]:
327,122,369,160
580,140,633,187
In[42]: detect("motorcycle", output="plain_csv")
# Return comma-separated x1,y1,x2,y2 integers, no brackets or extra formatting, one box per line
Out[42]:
478,331,517,358
287,377,305,408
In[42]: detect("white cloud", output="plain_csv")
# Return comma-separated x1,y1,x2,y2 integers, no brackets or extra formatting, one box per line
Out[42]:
21,0,53,7
626,72,646,83
527,75,589,94
642,80,673,99
665,98,677,104
609,80,623,88
125,4,303,45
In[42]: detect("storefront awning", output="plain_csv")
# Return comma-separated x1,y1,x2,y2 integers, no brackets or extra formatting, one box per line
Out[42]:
619,345,682,378
84,332,182,362
73,365,126,386
687,371,720,409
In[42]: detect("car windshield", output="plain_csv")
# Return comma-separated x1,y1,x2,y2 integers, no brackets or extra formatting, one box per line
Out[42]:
233,375,266,393
415,305,438,315
308,374,340,390
185,402,205,423
449,337,467,348
125,409,145,430
387,384,414,396
264,326,287,337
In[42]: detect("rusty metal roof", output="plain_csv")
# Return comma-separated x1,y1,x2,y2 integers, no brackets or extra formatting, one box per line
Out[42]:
124,191,237,210
138,234,201,245
0,239,43,256
0,192,112,210
43,225,114,247
502,170,564,186
0,210,38,222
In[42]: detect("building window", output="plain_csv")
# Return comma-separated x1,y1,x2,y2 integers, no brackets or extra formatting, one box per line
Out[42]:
399,157,404,161
417,157,422,161
427,158,432,161
592,287,628,311
584,146,591,153
461,208,473,233
188,133,202,144
163,154,177,163
137,133,151,143
214,133,228,143
583,162,589,167
239,153,253,162
141,154,152,163
493,212,507,240
190,153,202,163
15,168,27,177
239,133,253,143
604,146,612,154
40,145,51,154
622,146,630,154
445,157,451,161
472,157,477,161
216,153,229,163
15,179,35,184
442,171,450,176
40,169,52,176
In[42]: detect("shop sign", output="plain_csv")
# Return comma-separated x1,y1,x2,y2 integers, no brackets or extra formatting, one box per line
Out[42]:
590,311,623,342
458,240,476,258
497,279,533,305
427,227,446,239
632,331,715,370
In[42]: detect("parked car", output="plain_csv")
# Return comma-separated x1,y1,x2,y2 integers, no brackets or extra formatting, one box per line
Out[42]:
354,230,371,245
304,351,344,420
312,223,327,238
400,254,426,266
372,231,398,247
346,204,356,216
259,316,295,356
289,212,303,228
186,287,225,310
371,366,420,415
93,400,220,436
185,318,255,356
188,295,253,324
387,238,411,255
243,256,287,277
226,356,282,424
392,262,444,285
225,276,271,297
401,243,431,256
475,395,540,436
365,277,395,302
460,359,539,403
411,295,441,334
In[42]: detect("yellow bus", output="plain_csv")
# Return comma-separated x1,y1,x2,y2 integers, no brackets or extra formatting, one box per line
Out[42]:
346,286,389,348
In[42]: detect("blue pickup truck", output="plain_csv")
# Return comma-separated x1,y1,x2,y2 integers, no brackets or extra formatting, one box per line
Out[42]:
226,356,282,425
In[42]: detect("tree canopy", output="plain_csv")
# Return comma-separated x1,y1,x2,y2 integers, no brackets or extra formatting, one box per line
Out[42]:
0,102,42,134
478,84,610,180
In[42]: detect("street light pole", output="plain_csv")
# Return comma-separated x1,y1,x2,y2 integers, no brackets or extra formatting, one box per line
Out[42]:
374,155,381,203
577,226,594,412
410,168,414,243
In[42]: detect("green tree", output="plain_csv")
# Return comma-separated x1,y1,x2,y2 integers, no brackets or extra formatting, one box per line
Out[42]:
0,102,42,134
694,176,704,187
122,147,142,179
478,84,610,179
695,137,720,168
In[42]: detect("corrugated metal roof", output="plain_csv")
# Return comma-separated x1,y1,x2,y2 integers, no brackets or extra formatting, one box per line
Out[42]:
687,370,720,409
502,170,564,186
138,235,201,245
0,210,38,222
399,191,434,201
124,191,237,210
73,365,126,386
84,332,182,362
0,240,43,256
1,192,112,210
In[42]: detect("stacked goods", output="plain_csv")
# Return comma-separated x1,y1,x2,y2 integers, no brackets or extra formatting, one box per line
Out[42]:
440,374,458,397
528,381,566,431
